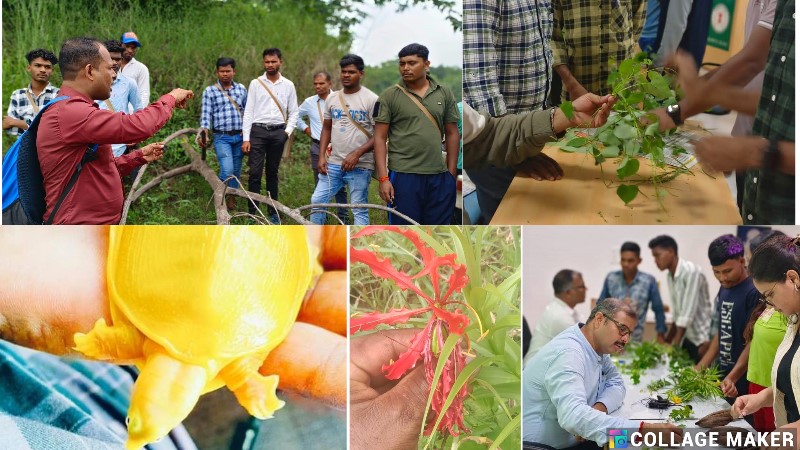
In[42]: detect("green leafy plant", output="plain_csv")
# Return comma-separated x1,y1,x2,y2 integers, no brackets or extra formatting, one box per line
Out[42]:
666,366,723,402
350,226,521,450
669,404,693,422
646,378,671,392
616,341,667,384
556,53,696,207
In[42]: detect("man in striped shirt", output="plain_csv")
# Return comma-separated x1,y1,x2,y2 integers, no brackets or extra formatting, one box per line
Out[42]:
649,234,712,362
3,48,60,136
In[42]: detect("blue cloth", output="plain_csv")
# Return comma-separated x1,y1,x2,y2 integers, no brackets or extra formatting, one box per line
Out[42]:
711,276,760,396
0,340,195,450
387,171,456,225
310,164,371,225
641,0,660,40
97,74,142,157
213,133,244,188
598,270,667,341
199,81,247,131
522,324,639,448
297,94,327,140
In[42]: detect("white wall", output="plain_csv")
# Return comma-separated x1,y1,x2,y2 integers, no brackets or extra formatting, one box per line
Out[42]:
522,225,800,328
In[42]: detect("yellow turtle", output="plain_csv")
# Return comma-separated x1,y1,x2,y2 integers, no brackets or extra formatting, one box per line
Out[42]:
73,226,318,449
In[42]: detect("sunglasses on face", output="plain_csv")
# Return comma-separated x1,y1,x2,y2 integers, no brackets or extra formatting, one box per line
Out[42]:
602,312,632,338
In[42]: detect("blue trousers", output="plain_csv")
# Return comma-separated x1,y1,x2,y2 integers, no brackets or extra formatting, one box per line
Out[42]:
388,171,456,225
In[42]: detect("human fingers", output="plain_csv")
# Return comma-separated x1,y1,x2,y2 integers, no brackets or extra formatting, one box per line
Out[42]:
350,328,423,391
260,322,346,409
319,226,347,271
298,271,346,335
0,227,110,355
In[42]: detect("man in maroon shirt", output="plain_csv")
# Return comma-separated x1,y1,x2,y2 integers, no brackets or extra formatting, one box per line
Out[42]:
38,37,193,224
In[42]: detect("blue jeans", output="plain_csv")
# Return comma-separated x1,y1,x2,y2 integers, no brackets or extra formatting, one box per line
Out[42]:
214,133,243,189
310,164,371,225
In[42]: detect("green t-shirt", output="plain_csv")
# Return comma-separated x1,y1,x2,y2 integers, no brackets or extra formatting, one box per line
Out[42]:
375,76,459,174
747,307,788,387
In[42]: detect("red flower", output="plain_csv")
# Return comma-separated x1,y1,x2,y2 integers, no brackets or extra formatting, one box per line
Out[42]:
350,226,471,436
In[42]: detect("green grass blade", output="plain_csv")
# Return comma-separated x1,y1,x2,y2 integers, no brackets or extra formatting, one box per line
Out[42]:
487,414,521,450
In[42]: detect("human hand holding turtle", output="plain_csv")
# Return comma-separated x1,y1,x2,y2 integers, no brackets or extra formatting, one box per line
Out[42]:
0,225,347,449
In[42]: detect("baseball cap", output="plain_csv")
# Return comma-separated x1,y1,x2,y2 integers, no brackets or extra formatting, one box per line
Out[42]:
120,31,141,47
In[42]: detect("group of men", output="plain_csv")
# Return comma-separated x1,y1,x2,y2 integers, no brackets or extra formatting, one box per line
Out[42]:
4,33,459,225
524,233,771,448
195,44,459,225
463,0,794,225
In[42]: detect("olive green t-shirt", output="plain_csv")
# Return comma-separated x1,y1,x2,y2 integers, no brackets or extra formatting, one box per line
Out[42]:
747,307,788,387
375,76,459,174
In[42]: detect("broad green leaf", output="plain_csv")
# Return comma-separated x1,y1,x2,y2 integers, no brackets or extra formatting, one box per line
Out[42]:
616,157,640,179
601,145,620,157
625,91,644,105
559,101,574,120
645,122,660,136
617,184,639,205
618,58,637,77
566,137,590,147
623,139,638,156
559,145,591,153
598,129,622,147
613,123,637,140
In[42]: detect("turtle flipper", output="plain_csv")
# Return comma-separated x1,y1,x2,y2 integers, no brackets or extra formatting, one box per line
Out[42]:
125,347,209,450
221,357,285,419
73,318,144,362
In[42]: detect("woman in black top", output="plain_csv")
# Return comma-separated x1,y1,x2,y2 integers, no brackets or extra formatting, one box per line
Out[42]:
731,233,800,439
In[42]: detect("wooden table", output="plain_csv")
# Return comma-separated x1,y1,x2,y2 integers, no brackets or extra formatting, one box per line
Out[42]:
490,146,742,225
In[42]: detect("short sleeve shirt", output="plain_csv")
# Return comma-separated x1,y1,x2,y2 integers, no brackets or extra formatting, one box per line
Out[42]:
324,87,378,170
375,77,459,174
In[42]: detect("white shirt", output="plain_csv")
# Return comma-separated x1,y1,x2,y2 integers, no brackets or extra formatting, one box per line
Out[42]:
242,74,299,141
667,258,713,346
120,57,150,107
528,297,580,357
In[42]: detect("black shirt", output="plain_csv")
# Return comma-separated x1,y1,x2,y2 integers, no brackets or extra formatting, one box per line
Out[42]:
776,331,800,423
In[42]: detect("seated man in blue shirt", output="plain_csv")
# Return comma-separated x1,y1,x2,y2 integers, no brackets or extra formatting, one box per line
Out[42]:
523,298,680,449
598,241,668,343
97,40,142,157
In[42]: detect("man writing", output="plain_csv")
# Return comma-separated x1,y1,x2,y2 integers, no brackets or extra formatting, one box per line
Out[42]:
4,49,60,136
242,47,299,223
523,298,681,448
310,54,377,226
373,43,460,225
598,242,667,342
37,37,193,224
197,57,247,210
649,235,712,362
297,71,348,222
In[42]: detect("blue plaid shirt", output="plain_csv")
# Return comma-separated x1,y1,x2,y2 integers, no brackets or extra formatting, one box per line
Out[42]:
5,83,60,136
199,81,247,132
0,340,196,450
463,0,553,115
598,270,667,341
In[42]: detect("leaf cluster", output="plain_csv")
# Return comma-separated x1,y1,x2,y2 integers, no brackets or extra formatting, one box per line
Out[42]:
668,404,693,422
556,53,691,206
616,341,667,385
665,366,723,402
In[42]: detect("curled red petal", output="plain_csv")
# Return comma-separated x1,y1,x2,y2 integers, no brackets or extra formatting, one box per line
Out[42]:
349,307,431,335
352,226,438,266
432,306,470,335
440,262,469,304
350,247,434,305
381,320,434,380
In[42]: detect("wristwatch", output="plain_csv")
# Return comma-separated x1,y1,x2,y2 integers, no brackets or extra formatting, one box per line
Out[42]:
666,103,683,126
763,139,781,171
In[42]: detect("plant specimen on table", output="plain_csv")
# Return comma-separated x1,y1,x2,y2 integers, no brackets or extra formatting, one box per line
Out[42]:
616,341,666,384
556,53,700,207
669,404,693,422
666,366,723,402
350,226,521,450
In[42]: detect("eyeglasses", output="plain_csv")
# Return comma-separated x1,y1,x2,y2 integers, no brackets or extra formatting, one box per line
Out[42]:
602,312,632,338
758,281,781,308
